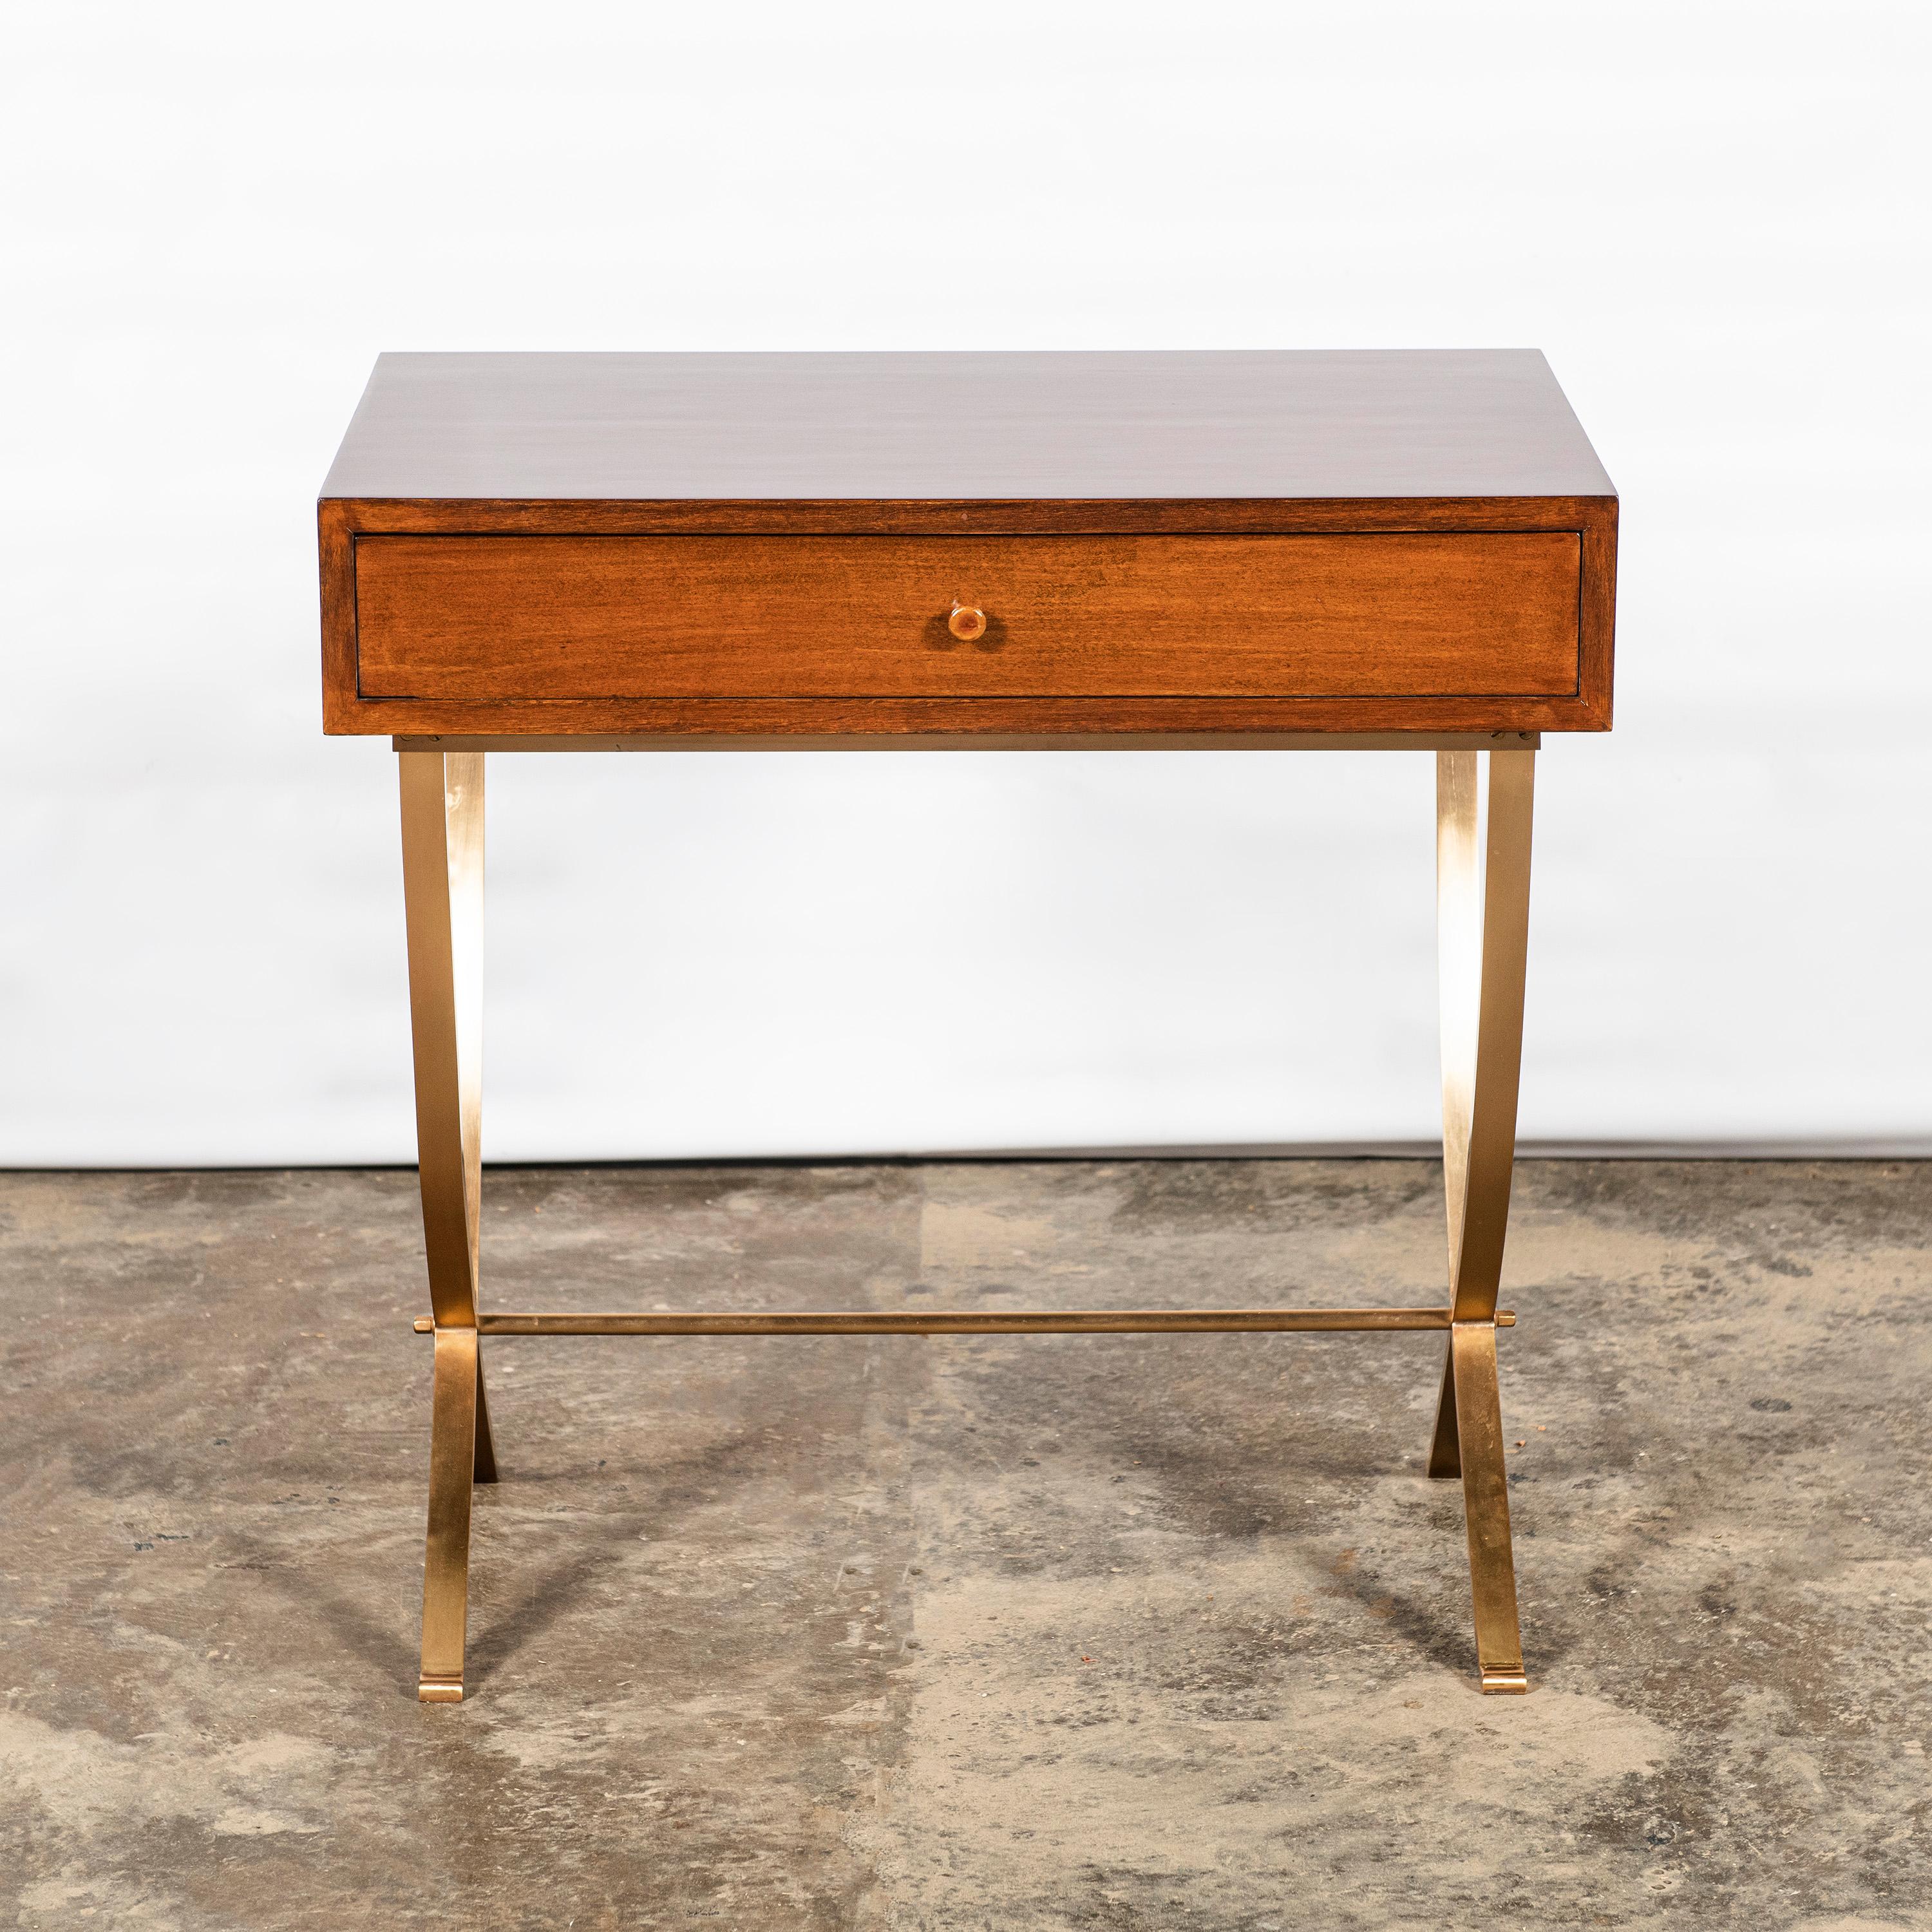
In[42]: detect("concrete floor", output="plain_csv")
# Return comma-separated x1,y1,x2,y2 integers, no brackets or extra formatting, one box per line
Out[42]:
3,1160,1929,1929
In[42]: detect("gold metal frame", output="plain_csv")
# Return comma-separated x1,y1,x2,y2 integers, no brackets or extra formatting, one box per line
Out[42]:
1428,746,1535,1692
395,741,1537,1701
399,752,496,1702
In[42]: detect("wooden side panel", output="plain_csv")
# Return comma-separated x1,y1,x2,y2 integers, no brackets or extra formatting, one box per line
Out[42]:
317,498,359,734
1578,505,1618,728
352,533,1581,703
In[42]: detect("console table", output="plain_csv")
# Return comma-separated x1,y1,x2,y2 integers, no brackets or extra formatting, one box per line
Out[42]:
317,350,1617,1702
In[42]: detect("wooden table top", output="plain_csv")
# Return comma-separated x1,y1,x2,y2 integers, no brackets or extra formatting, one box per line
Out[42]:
318,351,1615,743
321,349,1612,506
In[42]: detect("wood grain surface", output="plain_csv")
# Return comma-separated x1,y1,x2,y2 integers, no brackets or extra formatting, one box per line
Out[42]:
316,350,1618,737
353,532,1581,702
321,350,1613,502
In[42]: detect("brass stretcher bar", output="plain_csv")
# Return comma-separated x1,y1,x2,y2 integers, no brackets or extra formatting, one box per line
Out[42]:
414,1308,1517,1336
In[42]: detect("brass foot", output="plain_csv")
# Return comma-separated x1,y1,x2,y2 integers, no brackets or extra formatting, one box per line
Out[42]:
418,1675,465,1703
1479,1668,1531,1695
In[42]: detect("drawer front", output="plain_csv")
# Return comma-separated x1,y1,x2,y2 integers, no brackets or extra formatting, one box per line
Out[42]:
353,533,1580,702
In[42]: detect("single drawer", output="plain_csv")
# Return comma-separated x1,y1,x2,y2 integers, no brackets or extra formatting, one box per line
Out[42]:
353,533,1581,702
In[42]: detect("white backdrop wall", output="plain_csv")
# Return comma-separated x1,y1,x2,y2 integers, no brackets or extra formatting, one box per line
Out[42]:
3,1,1928,1165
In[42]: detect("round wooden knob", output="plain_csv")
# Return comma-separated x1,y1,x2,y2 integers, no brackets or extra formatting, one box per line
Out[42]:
948,600,987,642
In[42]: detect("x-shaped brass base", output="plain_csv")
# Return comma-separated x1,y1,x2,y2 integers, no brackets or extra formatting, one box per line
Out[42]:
397,745,1535,1702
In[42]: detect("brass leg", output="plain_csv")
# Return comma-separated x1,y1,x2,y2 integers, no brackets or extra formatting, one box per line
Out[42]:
419,1325,479,1701
1450,1320,1526,1692
473,1352,499,1485
1426,1343,1461,1479
1427,747,1533,1692
400,750,489,1701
